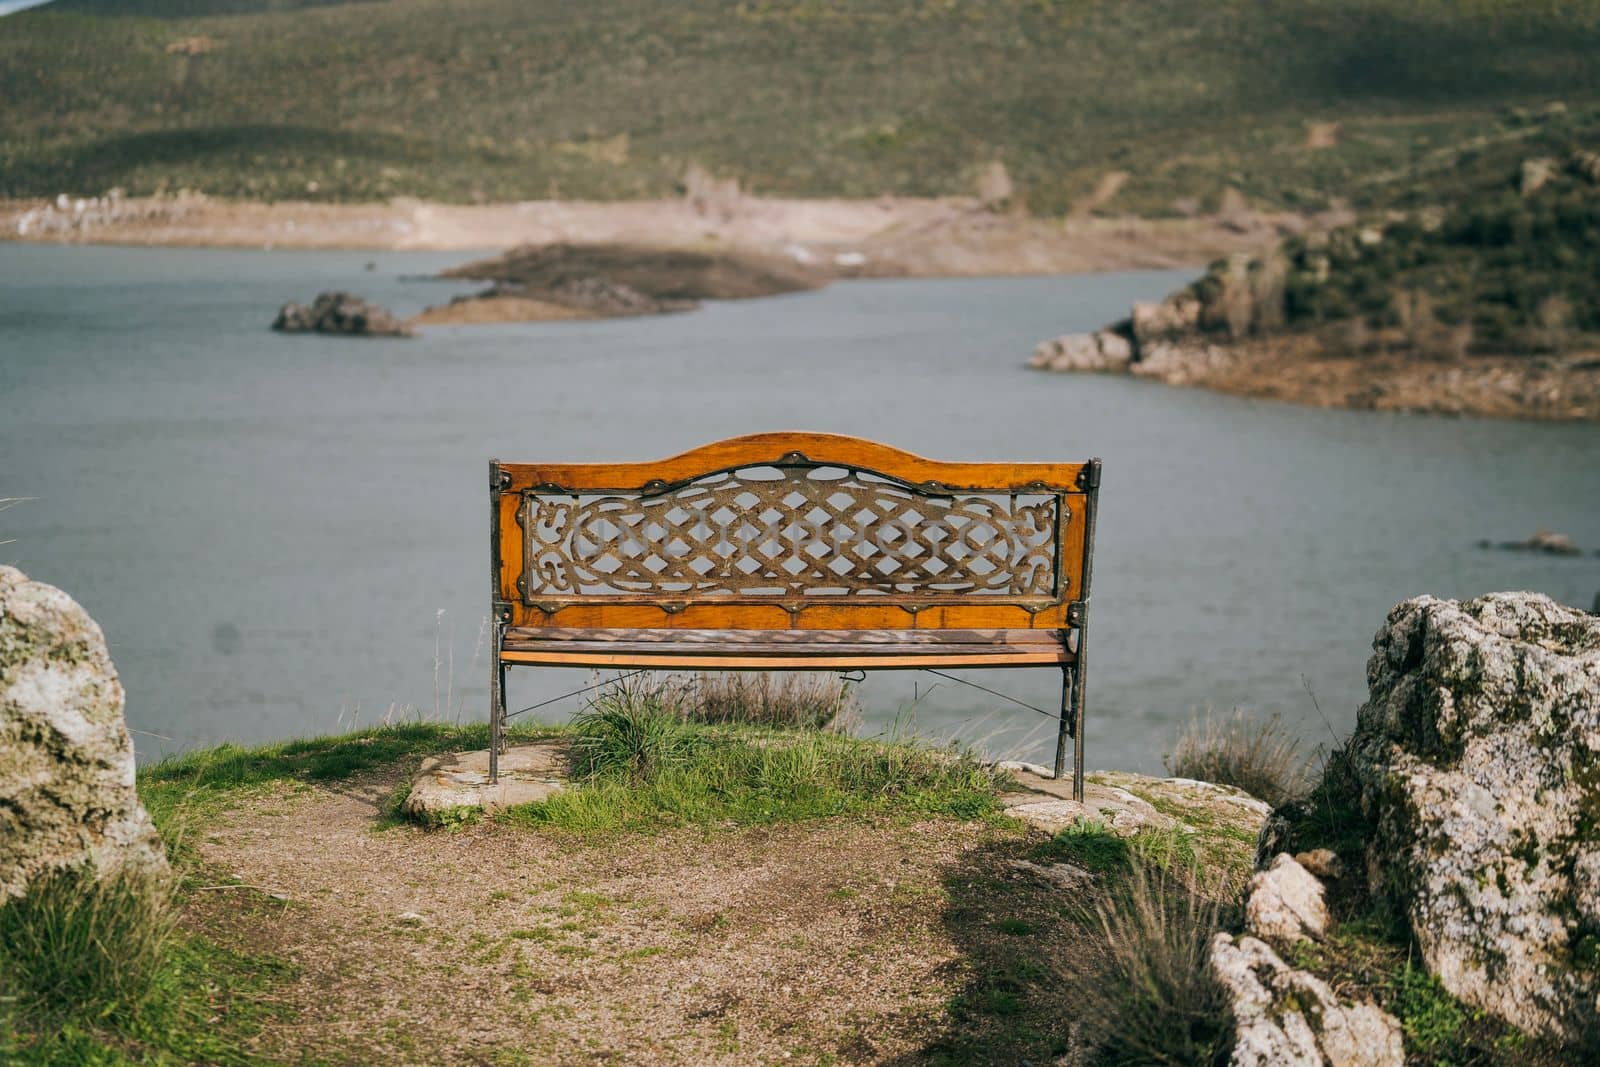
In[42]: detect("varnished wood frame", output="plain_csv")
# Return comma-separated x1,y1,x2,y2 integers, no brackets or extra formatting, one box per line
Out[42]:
491,432,1091,632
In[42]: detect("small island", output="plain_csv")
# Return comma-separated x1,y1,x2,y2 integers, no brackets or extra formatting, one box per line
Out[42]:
413,241,830,324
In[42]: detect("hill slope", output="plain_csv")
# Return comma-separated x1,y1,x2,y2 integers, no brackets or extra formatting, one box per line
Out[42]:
3,0,1600,211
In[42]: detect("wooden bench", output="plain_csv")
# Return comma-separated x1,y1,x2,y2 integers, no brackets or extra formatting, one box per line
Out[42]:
487,432,1101,799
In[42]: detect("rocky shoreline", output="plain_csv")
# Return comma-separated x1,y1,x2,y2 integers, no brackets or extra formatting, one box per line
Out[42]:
1031,150,1600,421
1030,307,1593,419
1030,270,1600,421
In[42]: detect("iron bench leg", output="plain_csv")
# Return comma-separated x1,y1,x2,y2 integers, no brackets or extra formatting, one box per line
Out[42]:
489,622,506,784
1071,642,1087,803
1052,662,1085,803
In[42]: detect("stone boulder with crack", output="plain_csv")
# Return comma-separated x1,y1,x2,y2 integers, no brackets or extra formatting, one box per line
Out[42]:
0,566,167,901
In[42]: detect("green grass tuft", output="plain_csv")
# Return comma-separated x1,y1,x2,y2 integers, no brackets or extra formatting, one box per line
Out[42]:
1033,818,1199,877
505,709,1003,834
0,864,175,1031
571,679,703,780
0,864,292,1065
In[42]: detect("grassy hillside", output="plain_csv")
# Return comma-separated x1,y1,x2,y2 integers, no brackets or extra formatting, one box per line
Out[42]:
3,0,1600,211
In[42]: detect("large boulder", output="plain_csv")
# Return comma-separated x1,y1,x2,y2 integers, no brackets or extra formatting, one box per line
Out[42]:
0,566,167,901
1246,853,1330,945
272,291,413,337
1341,593,1600,1042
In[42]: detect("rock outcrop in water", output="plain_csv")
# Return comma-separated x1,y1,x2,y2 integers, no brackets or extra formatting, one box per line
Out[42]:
0,566,167,901
1262,592,1600,1044
273,291,412,337
1478,528,1585,556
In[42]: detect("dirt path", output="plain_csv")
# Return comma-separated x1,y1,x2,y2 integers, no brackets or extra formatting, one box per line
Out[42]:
188,767,1098,1065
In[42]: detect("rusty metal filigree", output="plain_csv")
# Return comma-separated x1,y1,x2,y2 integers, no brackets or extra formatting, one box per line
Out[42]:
518,464,1064,601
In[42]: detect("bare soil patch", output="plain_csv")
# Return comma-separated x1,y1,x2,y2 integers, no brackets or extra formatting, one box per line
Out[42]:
187,764,1102,1065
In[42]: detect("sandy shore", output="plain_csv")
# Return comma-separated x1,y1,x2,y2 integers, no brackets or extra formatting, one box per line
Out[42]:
0,192,1294,276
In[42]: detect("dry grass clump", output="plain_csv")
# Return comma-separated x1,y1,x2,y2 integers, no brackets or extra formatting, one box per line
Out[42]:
1165,711,1308,808
576,670,857,732
1078,865,1235,1066
691,670,857,730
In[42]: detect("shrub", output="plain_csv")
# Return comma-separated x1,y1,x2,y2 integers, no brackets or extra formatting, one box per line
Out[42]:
1079,865,1234,1066
1165,711,1308,808
0,863,176,1030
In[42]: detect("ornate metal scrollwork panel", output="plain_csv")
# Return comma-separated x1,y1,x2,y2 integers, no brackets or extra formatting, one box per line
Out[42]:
519,464,1065,600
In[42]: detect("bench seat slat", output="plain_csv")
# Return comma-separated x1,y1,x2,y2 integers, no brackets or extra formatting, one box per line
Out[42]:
504,627,1064,646
498,627,1071,669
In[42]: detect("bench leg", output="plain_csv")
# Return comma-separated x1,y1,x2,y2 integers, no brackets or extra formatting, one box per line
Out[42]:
1071,660,1086,804
1053,664,1074,783
1071,632,1088,804
1052,664,1087,802
489,625,505,784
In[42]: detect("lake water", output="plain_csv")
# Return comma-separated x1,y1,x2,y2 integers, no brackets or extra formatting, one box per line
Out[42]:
3,243,1597,773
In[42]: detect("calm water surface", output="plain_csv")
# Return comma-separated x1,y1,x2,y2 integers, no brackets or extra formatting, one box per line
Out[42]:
3,244,1597,772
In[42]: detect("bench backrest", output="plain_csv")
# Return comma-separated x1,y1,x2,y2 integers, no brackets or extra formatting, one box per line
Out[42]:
491,432,1098,631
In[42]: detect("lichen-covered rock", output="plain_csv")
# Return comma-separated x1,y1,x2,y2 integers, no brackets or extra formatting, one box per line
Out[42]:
1247,853,1330,945
0,566,167,901
1210,932,1404,1067
1344,593,1600,1042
